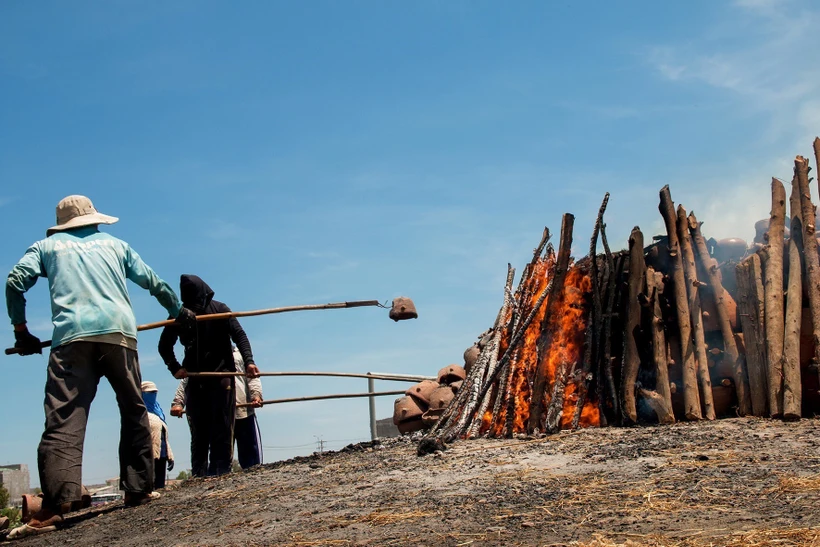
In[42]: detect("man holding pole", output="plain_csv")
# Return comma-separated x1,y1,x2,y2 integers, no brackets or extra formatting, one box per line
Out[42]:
171,346,264,469
158,274,259,477
5,195,195,538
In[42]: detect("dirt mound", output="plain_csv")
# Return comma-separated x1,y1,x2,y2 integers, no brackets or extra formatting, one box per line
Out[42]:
8,418,820,546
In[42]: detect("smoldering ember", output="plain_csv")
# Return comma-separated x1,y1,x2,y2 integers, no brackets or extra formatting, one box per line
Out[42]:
393,142,820,450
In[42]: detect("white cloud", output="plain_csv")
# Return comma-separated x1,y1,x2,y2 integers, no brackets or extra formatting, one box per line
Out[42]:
649,1,820,131
644,0,820,241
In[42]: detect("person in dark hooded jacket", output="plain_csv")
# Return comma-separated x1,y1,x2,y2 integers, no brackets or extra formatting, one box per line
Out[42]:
158,275,260,477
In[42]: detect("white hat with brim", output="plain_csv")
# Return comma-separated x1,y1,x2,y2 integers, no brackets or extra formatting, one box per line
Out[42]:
141,381,158,392
47,195,119,236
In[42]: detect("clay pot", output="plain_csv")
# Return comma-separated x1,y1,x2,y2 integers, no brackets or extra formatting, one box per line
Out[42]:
397,417,426,434
428,386,455,410
713,238,748,263
22,494,42,523
22,486,90,522
754,219,769,244
389,297,418,321
393,395,425,425
449,380,464,394
437,364,466,385
405,380,438,406
463,345,480,373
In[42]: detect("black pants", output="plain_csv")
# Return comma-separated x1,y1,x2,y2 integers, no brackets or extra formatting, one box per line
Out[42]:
234,414,263,469
39,342,153,509
154,458,167,489
186,377,235,477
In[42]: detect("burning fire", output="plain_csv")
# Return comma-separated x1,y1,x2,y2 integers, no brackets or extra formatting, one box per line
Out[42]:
482,258,599,437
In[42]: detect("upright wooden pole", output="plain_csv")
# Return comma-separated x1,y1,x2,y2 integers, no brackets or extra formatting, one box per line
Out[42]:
659,186,701,420
783,176,803,420
760,179,786,416
795,156,820,382
677,206,715,420
689,212,752,416
529,214,574,433
735,255,769,416
647,267,675,424
621,227,646,424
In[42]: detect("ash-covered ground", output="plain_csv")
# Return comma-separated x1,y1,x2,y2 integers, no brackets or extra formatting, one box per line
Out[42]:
8,418,820,546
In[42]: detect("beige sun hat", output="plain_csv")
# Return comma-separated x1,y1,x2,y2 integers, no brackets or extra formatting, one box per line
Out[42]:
46,195,119,236
140,381,158,392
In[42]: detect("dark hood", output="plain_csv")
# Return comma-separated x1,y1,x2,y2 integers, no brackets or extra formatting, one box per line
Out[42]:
180,274,214,313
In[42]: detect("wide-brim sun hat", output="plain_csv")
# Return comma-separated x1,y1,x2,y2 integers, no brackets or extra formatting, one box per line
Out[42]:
141,381,158,393
46,195,119,236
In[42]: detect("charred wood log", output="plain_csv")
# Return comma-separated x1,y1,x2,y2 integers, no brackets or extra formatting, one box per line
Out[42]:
621,226,646,424
572,193,609,429
468,265,516,438
646,267,674,424
677,205,716,420
529,213,574,434
736,254,769,416
638,387,673,424
689,212,752,416
783,176,803,421
796,156,820,380
659,186,702,420
599,223,620,423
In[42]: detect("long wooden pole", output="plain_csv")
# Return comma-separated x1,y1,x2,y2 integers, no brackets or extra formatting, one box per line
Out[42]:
186,371,435,382
783,175,803,420
659,186,701,420
677,205,716,420
761,179,786,416
529,213,575,433
796,155,820,378
571,193,610,429
689,212,752,416
236,390,406,408
735,255,769,416
646,267,675,423
621,227,646,424
138,300,383,331
6,300,385,355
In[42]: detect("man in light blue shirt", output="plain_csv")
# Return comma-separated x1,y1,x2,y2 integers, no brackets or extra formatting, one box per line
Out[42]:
6,195,195,538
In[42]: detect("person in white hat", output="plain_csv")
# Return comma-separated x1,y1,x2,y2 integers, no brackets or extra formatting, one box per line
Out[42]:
5,195,196,538
140,381,174,489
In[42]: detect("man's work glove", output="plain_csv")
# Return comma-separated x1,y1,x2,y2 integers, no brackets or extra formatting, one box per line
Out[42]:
14,328,43,356
167,459,174,472
170,405,185,417
175,307,197,328
245,363,260,378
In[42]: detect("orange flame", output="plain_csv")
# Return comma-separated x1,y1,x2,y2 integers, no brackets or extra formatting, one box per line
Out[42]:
481,259,600,437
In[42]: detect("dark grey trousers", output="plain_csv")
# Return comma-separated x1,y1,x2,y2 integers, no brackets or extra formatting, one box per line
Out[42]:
38,341,154,509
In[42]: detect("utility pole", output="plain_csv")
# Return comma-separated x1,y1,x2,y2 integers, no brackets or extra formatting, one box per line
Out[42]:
314,436,326,455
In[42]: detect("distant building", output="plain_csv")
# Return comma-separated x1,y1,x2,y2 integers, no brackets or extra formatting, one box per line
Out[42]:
0,464,30,507
376,417,400,438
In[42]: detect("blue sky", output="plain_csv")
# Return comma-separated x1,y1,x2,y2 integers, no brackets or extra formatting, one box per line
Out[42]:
2,0,819,486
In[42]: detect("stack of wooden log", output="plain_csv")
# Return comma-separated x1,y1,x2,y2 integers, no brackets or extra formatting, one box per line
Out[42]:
421,138,820,445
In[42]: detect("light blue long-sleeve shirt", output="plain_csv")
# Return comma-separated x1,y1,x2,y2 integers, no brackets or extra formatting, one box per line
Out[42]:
6,226,182,348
